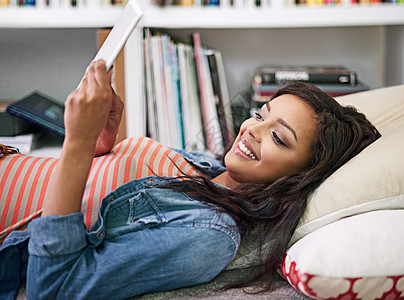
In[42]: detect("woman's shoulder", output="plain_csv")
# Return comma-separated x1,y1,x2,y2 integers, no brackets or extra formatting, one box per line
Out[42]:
169,147,227,178
111,137,226,178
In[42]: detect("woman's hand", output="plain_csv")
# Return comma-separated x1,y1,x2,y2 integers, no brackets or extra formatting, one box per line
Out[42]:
64,60,116,156
42,60,117,217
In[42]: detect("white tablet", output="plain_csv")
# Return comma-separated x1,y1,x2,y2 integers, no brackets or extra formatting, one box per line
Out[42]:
94,0,143,71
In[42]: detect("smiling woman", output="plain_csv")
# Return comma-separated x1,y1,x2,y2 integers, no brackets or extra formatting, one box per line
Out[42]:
164,81,381,292
0,61,381,299
214,94,317,187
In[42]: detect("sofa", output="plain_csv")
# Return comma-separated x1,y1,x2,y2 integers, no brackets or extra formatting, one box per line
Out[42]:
16,84,404,299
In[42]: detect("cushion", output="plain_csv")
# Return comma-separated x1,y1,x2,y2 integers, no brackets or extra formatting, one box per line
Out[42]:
281,210,404,300
291,84,404,244
280,85,404,299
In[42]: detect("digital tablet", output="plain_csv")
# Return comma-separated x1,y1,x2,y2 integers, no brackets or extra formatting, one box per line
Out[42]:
93,0,143,71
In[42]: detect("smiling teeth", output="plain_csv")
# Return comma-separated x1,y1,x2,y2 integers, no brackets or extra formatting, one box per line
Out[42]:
238,141,256,159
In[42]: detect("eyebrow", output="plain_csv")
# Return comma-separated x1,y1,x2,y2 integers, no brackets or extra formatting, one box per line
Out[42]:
278,118,298,142
265,102,298,142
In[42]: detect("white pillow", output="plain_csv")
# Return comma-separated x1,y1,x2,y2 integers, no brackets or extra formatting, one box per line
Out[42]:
291,84,404,244
282,210,404,300
291,122,404,245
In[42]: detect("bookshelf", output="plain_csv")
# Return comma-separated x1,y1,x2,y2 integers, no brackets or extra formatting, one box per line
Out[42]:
1,0,404,141
142,4,404,28
1,1,404,28
0,7,123,28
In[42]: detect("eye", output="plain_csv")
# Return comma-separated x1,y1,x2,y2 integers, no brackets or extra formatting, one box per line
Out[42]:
272,131,287,147
255,112,264,121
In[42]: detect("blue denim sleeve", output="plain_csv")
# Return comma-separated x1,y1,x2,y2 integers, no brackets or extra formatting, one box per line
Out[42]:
28,213,87,257
26,210,239,299
0,231,29,300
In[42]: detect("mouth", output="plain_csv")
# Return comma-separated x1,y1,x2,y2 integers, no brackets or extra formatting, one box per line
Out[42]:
236,137,258,160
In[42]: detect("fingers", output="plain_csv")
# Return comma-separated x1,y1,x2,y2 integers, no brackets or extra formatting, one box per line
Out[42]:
80,60,109,90
107,65,114,84
94,60,110,88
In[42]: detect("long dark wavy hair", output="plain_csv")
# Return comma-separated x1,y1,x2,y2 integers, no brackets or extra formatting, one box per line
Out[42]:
162,81,381,292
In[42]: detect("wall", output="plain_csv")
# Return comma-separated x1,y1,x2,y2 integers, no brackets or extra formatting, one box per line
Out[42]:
166,26,386,99
0,28,97,103
386,25,404,87
0,26,388,104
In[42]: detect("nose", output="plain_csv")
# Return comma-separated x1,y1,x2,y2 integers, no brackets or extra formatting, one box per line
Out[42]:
246,122,263,143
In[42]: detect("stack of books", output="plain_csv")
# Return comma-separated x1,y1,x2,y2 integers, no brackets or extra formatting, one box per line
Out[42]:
0,92,65,154
143,30,234,156
0,0,127,8
252,65,369,104
152,0,271,8
292,0,403,6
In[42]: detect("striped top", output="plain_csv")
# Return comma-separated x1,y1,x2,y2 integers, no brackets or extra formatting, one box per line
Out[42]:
0,137,202,244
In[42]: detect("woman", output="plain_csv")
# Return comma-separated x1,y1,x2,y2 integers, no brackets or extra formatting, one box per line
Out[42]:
0,60,380,299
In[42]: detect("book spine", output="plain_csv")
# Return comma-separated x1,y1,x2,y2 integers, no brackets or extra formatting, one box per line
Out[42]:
252,81,369,102
254,70,357,85
214,51,235,140
168,40,185,149
186,45,206,151
150,36,170,146
207,51,230,149
192,32,211,151
143,29,159,142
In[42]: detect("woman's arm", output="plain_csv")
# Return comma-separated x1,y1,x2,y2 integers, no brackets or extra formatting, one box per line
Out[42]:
42,60,115,217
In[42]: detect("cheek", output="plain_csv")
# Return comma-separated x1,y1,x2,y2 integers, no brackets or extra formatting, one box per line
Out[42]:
259,149,301,178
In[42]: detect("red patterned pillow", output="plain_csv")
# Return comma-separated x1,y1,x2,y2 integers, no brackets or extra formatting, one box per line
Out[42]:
280,210,404,300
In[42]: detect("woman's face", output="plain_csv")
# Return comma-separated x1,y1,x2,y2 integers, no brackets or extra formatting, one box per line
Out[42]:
224,94,317,184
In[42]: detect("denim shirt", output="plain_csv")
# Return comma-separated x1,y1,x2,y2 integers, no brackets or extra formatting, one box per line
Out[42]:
0,151,239,300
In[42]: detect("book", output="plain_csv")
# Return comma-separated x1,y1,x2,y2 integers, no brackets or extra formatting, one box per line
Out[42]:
145,33,183,149
150,35,170,146
252,81,369,103
177,43,205,152
144,29,159,142
163,35,183,149
6,92,65,137
193,32,223,155
142,30,232,156
253,65,358,86
207,50,234,149
212,51,235,142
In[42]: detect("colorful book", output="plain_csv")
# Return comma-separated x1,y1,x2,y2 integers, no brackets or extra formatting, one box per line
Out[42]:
214,50,234,141
252,81,369,103
143,30,232,155
253,65,358,86
161,35,182,149
177,43,205,152
207,50,233,149
144,29,159,142
193,32,223,155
